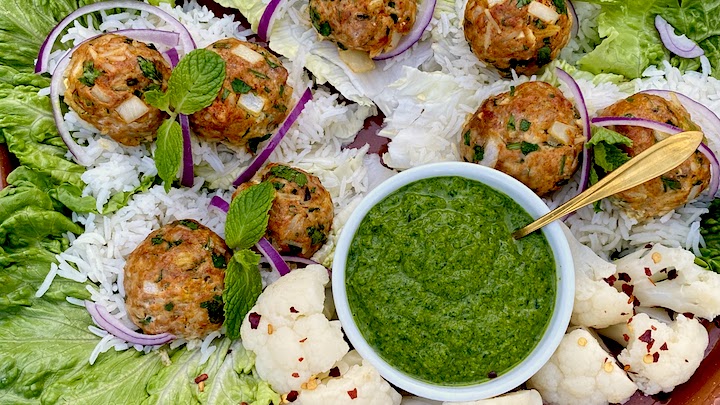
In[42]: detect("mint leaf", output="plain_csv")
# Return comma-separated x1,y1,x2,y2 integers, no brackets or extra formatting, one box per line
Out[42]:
168,49,226,115
225,182,275,250
588,126,634,147
223,249,262,340
144,89,170,113
593,142,631,173
154,119,183,192
268,165,308,187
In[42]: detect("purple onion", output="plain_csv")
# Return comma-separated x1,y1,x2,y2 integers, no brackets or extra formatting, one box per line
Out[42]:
85,301,174,346
373,0,437,60
256,237,292,276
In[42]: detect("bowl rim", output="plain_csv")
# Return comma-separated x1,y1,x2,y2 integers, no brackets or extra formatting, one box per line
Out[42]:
332,161,574,402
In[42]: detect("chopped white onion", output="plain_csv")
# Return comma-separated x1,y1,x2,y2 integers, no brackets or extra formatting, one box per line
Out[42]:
115,95,150,123
231,44,265,64
338,49,376,73
90,85,113,103
528,1,560,23
238,93,266,115
548,121,573,145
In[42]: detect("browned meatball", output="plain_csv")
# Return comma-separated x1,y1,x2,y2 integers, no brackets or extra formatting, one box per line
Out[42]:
233,163,334,258
64,34,171,146
309,0,416,57
464,0,572,76
598,93,710,219
124,219,230,339
460,81,584,196
190,39,293,150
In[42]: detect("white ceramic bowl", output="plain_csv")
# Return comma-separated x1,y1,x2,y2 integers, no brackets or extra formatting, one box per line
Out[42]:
332,161,574,402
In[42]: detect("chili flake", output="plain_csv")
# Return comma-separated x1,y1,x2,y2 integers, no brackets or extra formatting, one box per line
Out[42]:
249,312,261,329
347,388,358,399
329,367,341,377
286,391,299,402
195,373,209,383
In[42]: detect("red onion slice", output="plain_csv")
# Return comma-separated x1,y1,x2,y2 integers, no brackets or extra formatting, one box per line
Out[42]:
233,88,313,186
111,28,180,48
260,255,319,266
568,0,578,39
85,300,175,346
36,1,196,74
257,0,286,42
256,237,292,276
163,47,180,67
654,15,704,59
210,196,230,212
698,143,720,198
179,114,194,187
373,0,437,61
556,67,591,191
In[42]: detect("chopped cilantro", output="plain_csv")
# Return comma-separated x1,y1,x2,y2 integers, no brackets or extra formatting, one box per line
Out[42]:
164,302,174,311
516,0,531,7
388,1,395,6
560,155,566,175
213,41,231,49
307,226,327,245
520,141,539,155
309,6,332,36
248,133,272,153
200,295,225,324
137,56,162,82
507,142,521,150
272,181,285,190
265,56,279,69
249,69,269,80
519,119,531,132
231,78,252,94
79,61,101,87
221,88,231,101
463,130,471,146
537,45,552,66
473,145,485,162
507,114,516,131
269,165,308,187
151,235,164,245
179,219,199,230
509,86,516,96
552,0,567,14
212,253,227,269
661,177,681,191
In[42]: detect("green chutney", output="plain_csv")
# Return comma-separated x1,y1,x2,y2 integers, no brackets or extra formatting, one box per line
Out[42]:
346,176,556,385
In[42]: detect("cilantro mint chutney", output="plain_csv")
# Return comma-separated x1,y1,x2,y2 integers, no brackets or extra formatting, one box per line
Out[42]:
345,175,556,385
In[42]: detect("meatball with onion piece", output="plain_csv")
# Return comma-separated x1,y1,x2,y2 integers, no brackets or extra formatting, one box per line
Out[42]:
233,163,334,258
64,33,171,146
460,81,584,196
464,0,572,77
598,93,710,219
124,219,230,340
190,38,293,151
308,0,416,58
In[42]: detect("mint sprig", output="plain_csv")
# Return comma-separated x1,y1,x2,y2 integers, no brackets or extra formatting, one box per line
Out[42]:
223,249,262,340
225,182,275,250
145,49,226,191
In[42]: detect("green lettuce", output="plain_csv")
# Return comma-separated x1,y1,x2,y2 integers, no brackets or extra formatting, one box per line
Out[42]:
579,0,720,79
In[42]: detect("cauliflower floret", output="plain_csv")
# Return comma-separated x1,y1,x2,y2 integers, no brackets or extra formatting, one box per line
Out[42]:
599,313,708,395
399,390,542,405
294,350,401,405
240,265,349,394
561,224,633,328
613,244,720,320
527,328,638,405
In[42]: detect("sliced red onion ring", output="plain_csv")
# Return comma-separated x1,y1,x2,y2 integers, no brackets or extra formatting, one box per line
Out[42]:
256,237,292,276
568,0,578,39
163,47,180,67
591,116,719,197
233,88,313,186
373,0,437,60
111,28,180,48
36,1,196,74
210,196,230,212
257,0,286,42
654,15,704,59
179,114,194,187
259,255,319,266
556,67,591,191
85,300,175,346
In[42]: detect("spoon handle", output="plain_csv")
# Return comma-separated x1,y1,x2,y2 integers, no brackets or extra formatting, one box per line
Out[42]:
512,130,704,239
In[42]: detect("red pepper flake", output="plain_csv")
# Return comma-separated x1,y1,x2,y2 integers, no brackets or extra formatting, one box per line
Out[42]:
644,267,652,276
249,312,261,329
347,388,358,399
487,371,498,379
651,325,657,331
286,391,299,402
329,367,341,377
645,243,653,249
292,372,300,378
299,337,308,343
653,352,660,363
619,273,632,282
683,312,695,319
638,330,652,343
194,373,209,384
623,334,630,342
633,296,641,307
604,275,617,286
298,357,304,362
668,269,678,280
621,283,634,297
660,342,669,351
290,306,299,313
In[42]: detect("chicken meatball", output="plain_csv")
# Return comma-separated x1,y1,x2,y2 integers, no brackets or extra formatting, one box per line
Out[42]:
233,163,333,258
460,81,584,196
308,0,416,57
64,34,171,146
597,93,710,219
190,39,293,150
124,219,230,339
464,0,572,76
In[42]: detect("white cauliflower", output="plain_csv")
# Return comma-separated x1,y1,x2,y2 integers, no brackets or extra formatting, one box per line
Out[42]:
399,390,542,405
561,224,633,329
600,313,708,395
294,350,402,405
527,328,638,405
240,265,349,394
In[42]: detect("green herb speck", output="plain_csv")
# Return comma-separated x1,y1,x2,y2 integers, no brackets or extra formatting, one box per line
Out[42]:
79,61,101,87
137,56,162,82
231,78,252,94
519,119,531,132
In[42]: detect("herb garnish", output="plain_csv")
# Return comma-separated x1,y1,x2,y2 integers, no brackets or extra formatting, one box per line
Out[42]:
269,165,308,186
79,61,101,87
231,78,252,94
137,56,163,82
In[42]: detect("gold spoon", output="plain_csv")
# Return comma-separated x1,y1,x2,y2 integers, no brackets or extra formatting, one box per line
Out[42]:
512,130,704,239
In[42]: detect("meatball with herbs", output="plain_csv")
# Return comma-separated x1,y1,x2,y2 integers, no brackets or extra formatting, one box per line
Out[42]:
464,0,572,76
597,93,710,219
233,163,334,258
308,0,416,57
64,33,171,146
460,81,584,196
190,38,293,151
124,219,230,340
